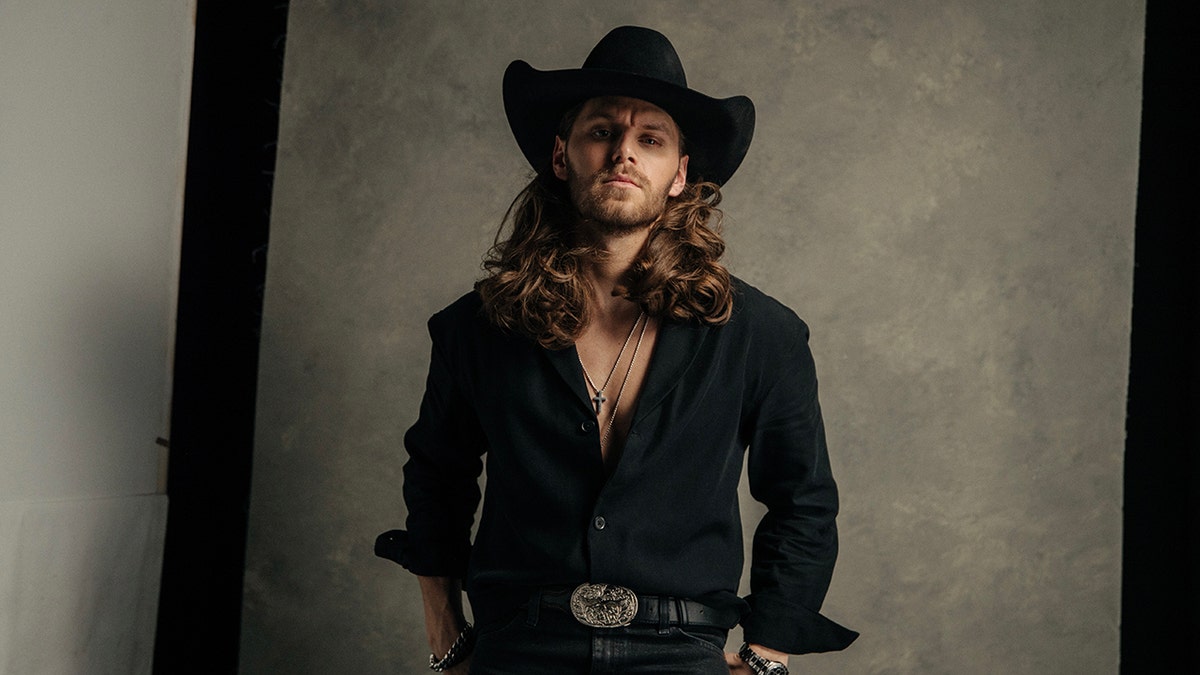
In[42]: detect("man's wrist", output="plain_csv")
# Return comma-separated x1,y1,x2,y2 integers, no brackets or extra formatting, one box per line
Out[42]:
428,622,474,671
427,616,467,656
738,642,790,675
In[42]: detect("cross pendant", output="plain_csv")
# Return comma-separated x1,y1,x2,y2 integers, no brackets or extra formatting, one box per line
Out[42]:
591,391,607,415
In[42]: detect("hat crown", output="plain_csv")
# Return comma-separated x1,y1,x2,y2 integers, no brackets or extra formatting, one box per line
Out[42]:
581,26,687,88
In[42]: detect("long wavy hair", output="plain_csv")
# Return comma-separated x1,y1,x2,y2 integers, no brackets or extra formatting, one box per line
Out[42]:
475,173,734,349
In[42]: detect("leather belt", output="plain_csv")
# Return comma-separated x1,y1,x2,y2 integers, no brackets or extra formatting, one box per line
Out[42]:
535,583,738,630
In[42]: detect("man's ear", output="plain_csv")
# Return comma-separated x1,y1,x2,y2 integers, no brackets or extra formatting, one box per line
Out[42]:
668,155,689,197
552,136,568,181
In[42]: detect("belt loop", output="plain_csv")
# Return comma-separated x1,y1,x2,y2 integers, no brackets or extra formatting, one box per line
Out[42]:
657,596,670,635
675,597,688,626
526,588,542,627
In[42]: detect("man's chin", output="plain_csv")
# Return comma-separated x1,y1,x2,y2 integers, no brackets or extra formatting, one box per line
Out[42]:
571,182,669,234
585,205,658,234
594,195,658,221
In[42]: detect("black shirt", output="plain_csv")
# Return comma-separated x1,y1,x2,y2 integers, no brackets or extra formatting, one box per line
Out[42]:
395,278,857,653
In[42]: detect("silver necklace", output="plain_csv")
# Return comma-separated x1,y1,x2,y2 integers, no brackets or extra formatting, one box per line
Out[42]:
598,314,650,450
579,310,645,415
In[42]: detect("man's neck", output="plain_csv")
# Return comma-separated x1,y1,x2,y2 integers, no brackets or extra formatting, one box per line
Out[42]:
579,221,652,321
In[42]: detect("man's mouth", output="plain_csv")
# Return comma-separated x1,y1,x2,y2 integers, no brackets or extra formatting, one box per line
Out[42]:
602,173,642,188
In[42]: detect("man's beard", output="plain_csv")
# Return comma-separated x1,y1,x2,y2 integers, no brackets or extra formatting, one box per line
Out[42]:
565,162,673,235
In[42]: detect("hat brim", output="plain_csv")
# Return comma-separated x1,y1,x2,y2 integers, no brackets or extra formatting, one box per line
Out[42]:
503,60,755,187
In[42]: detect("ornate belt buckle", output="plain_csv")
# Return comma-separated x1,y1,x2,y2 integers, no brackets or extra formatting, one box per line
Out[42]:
569,583,639,628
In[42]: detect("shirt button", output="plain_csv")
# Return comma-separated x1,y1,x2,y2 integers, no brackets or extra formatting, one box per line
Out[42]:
580,420,596,433
593,516,607,530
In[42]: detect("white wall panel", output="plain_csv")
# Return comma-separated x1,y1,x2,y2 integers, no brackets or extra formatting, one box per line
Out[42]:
0,0,195,671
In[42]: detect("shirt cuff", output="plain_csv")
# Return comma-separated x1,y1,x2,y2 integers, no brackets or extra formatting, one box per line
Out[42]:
374,529,470,579
741,593,859,654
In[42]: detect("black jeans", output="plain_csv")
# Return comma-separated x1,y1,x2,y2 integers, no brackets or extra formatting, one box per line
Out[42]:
469,605,731,674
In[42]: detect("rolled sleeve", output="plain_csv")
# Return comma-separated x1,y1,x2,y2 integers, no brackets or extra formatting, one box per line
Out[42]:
398,313,487,578
742,319,858,653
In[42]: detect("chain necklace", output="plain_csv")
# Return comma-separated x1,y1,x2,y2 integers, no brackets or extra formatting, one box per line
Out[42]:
578,311,646,415
596,314,650,450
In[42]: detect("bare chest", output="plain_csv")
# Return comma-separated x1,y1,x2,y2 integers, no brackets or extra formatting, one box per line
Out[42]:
574,315,659,469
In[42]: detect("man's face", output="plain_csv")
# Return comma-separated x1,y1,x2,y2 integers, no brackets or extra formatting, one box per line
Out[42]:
551,96,689,233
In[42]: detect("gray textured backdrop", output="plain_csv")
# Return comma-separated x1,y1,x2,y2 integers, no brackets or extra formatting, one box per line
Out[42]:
243,2,1144,673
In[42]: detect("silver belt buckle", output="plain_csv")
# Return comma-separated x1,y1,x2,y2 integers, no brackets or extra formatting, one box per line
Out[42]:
569,583,639,628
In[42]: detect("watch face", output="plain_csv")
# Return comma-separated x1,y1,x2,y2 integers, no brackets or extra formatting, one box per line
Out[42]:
764,664,789,675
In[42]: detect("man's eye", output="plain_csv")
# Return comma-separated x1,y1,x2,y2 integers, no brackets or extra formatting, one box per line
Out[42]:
591,129,611,139
642,137,660,146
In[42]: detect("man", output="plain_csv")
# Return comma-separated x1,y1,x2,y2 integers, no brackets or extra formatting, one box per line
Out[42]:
377,26,857,674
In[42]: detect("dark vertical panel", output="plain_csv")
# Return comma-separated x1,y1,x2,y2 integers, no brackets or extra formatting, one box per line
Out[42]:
1122,0,1200,671
153,3,289,673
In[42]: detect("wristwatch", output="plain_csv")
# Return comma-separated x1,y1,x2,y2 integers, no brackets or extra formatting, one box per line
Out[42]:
738,642,789,675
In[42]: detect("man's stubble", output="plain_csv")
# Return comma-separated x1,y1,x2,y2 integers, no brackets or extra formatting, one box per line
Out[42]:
564,160,674,236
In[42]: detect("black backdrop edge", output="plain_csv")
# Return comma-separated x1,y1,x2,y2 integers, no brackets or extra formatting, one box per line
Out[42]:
1121,0,1200,672
153,3,289,673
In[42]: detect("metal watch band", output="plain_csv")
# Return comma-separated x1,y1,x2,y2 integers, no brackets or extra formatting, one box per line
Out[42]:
738,642,789,675
428,622,475,672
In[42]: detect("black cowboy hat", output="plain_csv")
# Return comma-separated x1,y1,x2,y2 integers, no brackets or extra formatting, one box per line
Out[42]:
503,26,756,187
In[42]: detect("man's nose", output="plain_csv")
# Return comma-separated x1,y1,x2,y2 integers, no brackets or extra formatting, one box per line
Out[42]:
610,130,638,164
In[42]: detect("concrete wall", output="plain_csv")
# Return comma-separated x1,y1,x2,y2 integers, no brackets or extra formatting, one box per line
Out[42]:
246,1,1143,673
0,0,194,672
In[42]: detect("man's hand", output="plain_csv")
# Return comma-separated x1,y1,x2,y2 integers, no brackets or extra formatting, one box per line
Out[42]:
724,643,789,673
725,652,755,673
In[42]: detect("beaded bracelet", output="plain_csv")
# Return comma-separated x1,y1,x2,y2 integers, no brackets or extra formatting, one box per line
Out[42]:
428,622,475,672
